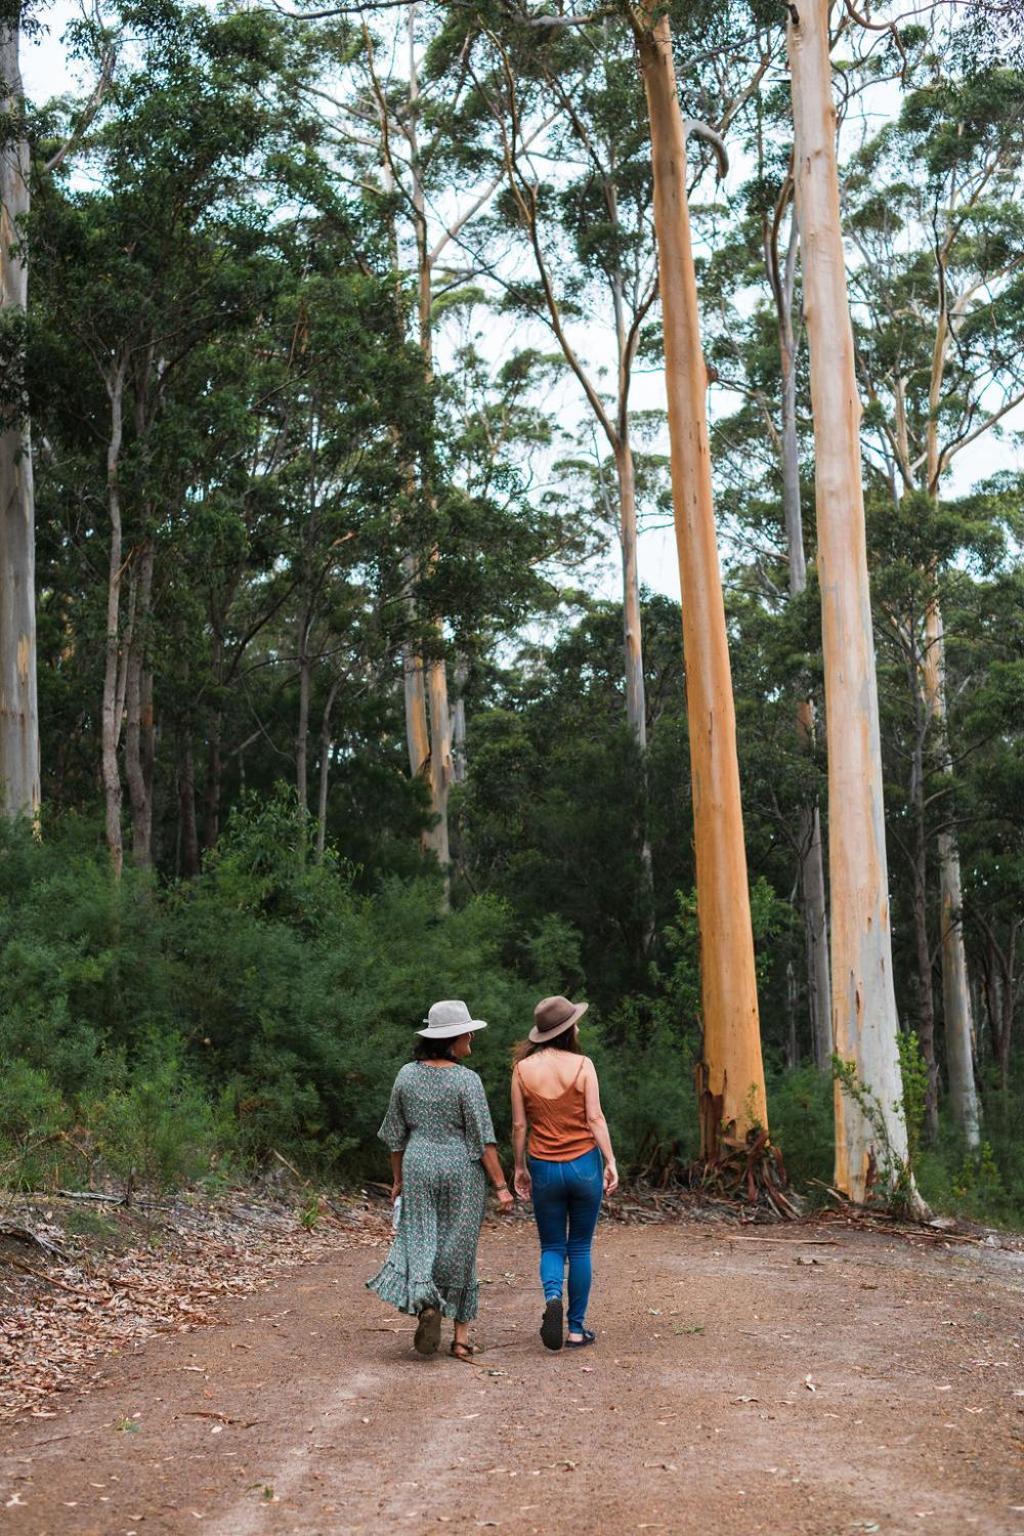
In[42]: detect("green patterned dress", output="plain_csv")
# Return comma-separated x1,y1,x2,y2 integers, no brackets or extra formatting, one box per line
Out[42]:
366,1062,496,1323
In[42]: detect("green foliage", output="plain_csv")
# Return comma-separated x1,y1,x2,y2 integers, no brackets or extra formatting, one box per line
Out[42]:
0,1062,71,1191
765,1067,834,1190
88,1056,229,1201
897,1031,929,1167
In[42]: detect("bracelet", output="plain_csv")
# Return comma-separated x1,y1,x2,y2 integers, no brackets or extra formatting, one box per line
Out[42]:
494,1183,509,1193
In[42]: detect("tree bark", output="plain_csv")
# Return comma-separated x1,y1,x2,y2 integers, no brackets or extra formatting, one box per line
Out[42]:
0,16,40,821
770,194,832,1068
296,614,311,821
615,435,647,754
426,651,452,899
124,538,155,866
450,657,468,785
315,674,341,864
910,713,940,1140
614,434,655,938
101,360,127,876
632,3,767,1154
787,0,913,1202
921,599,981,1147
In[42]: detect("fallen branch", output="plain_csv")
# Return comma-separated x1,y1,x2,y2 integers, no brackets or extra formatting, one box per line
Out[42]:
0,1224,71,1261
723,1236,839,1246
2,1256,98,1300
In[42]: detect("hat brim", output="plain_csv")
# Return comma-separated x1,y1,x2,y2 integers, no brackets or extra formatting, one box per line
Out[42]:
528,1000,588,1044
416,1019,488,1039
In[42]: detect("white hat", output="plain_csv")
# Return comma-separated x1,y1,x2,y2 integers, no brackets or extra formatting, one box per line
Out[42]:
417,999,488,1039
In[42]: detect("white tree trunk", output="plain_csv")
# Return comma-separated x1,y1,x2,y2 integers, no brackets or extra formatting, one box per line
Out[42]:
922,598,981,1147
0,17,40,821
426,650,452,901
787,0,912,1202
774,201,833,1069
633,2,768,1153
450,657,468,785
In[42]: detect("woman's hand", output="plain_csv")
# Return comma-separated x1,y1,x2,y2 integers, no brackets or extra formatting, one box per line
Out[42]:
603,1160,619,1196
496,1186,515,1213
391,1180,403,1204
513,1167,532,1201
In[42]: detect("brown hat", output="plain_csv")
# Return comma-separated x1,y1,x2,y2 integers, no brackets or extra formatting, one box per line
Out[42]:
528,994,589,1045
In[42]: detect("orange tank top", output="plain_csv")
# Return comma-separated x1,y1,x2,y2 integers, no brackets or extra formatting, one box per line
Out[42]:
516,1059,596,1162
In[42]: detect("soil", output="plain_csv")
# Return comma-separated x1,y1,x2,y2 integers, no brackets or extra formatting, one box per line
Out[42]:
2,1213,1024,1535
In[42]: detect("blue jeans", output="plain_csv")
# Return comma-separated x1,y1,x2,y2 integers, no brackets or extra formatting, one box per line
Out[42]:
528,1146,603,1333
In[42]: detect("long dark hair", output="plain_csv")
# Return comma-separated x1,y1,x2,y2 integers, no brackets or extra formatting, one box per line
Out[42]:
511,1030,583,1067
413,1035,464,1063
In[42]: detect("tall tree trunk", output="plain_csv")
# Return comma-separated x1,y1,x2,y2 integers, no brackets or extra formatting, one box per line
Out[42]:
101,360,127,876
296,617,311,820
632,3,767,1154
922,598,981,1147
910,713,940,1140
614,434,655,939
178,732,200,878
450,657,468,785
315,674,341,864
124,538,155,866
770,193,832,1068
787,0,913,1203
0,16,40,820
426,651,452,898
406,3,452,885
616,435,646,754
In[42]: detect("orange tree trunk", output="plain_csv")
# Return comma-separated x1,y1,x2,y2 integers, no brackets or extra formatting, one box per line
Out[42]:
787,0,913,1202
631,3,767,1154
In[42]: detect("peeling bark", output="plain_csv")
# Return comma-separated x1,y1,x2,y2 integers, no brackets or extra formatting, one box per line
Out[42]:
632,2,767,1152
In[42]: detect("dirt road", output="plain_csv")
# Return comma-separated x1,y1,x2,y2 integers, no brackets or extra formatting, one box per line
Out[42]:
2,1216,1023,1535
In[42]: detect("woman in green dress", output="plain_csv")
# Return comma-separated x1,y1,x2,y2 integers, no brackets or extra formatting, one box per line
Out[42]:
367,1000,514,1359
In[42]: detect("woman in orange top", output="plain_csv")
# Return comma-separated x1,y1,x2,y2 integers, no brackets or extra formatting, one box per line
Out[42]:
511,995,618,1351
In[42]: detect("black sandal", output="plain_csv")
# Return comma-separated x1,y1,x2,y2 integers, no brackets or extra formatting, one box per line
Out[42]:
449,1340,481,1361
564,1328,596,1349
540,1298,563,1352
413,1305,442,1356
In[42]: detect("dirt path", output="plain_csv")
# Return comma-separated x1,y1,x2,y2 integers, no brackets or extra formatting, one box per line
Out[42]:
2,1216,1023,1535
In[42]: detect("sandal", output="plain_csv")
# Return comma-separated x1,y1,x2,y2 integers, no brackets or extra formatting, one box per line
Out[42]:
564,1328,596,1349
540,1298,563,1352
413,1305,442,1356
449,1340,481,1361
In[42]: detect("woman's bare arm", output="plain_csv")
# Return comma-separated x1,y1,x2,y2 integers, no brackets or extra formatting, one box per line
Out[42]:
390,1149,403,1202
481,1144,514,1210
511,1069,531,1198
583,1061,619,1193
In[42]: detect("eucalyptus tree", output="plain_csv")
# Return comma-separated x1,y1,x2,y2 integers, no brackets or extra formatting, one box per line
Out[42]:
1,1,112,820
699,163,833,1072
288,3,561,892
626,0,772,1155
442,14,661,915
787,0,916,1203
846,61,1024,1147
32,0,348,870
0,3,40,820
